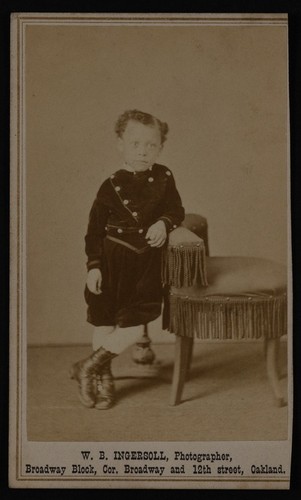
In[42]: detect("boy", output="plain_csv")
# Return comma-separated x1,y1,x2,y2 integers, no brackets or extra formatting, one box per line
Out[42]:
70,109,185,409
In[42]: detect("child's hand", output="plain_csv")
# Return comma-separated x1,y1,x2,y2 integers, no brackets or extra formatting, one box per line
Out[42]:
87,269,102,295
145,220,167,247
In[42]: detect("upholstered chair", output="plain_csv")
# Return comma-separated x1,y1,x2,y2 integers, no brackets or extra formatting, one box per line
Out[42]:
162,213,288,408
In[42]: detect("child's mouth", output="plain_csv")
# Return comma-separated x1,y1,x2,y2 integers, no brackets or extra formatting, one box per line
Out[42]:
134,160,149,165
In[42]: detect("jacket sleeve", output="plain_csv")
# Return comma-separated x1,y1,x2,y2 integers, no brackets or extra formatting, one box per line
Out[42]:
157,170,185,232
85,190,110,271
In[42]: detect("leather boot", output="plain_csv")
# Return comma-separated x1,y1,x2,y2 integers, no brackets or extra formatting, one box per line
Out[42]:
95,360,115,410
70,347,116,408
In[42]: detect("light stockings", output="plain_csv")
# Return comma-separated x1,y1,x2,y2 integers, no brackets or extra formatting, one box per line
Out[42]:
92,325,144,354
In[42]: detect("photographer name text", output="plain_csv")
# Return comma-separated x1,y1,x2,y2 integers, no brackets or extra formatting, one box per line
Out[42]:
24,448,287,478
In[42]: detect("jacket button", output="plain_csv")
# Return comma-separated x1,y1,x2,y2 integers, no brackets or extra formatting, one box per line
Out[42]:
132,211,138,216
166,171,171,176
139,229,143,233
123,199,129,205
115,186,121,191
148,177,154,182
117,228,123,233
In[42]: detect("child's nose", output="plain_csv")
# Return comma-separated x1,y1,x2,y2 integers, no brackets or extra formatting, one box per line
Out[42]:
138,144,148,156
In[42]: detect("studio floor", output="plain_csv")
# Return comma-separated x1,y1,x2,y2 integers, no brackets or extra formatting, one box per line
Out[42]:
27,341,288,442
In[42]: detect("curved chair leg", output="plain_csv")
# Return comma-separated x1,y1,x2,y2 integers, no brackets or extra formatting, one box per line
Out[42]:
170,336,193,406
264,338,280,375
266,338,286,407
186,338,194,380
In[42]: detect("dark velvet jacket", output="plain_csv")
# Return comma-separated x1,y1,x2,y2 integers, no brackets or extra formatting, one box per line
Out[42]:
85,163,185,271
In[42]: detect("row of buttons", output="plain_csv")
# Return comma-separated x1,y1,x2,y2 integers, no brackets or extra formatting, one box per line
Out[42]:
110,168,173,223
119,198,138,216
105,227,144,234
106,226,178,234
111,178,139,220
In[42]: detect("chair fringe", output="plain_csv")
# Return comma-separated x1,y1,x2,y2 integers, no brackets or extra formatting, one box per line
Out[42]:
161,242,208,288
168,293,287,340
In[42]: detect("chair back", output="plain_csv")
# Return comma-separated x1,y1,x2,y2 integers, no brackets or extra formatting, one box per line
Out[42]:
182,213,209,256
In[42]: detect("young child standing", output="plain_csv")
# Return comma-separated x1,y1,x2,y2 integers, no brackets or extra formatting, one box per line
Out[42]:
70,109,185,409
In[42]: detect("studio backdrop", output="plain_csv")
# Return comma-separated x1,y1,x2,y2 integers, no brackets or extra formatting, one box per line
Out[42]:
25,24,288,345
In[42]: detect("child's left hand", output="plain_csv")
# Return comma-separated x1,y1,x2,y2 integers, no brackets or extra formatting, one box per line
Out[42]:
145,220,167,247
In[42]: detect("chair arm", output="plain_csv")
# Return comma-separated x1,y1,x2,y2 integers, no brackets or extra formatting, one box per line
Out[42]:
161,227,208,288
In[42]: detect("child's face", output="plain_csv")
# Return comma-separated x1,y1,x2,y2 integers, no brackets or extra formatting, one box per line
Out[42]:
117,120,163,171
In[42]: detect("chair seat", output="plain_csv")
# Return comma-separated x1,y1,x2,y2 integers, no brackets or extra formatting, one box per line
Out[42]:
171,256,287,299
169,256,287,340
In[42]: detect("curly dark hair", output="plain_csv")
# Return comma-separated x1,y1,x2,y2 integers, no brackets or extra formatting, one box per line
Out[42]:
114,109,169,144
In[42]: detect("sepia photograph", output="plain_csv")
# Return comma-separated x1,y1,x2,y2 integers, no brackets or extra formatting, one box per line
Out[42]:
10,13,292,489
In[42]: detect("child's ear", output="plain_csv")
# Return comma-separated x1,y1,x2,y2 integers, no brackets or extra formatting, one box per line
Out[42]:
117,137,124,152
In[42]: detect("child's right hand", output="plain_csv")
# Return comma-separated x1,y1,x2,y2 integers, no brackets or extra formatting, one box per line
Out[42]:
86,269,102,295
